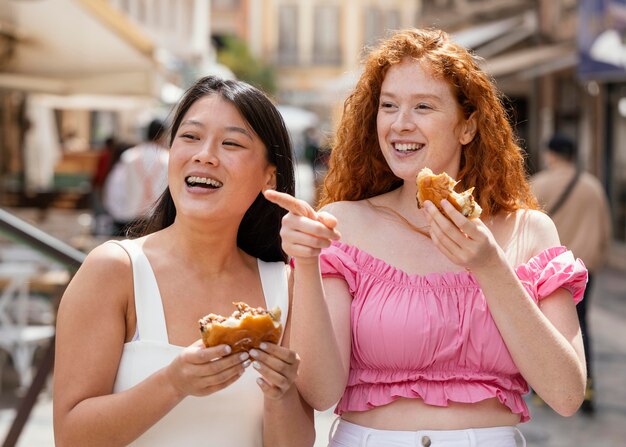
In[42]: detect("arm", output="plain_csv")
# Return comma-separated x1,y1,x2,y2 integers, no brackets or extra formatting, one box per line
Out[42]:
263,190,351,410
53,243,247,446
425,200,586,416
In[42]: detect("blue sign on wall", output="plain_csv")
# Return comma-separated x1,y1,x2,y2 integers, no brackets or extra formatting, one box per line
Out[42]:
579,0,626,80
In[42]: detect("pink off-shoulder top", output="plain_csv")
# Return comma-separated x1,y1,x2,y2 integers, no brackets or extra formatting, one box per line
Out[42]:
319,242,587,422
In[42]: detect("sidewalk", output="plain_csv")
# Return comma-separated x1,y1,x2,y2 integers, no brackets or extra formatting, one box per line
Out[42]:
1,267,625,446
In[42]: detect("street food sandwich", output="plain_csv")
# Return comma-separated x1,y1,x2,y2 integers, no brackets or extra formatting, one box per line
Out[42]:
199,302,282,353
416,167,482,219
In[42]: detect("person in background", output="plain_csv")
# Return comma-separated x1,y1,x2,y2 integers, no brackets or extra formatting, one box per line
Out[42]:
103,119,169,236
53,76,314,446
531,132,612,414
90,136,116,233
266,28,587,446
304,126,330,206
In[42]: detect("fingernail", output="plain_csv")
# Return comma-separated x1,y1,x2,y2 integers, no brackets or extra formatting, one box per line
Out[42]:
249,349,259,358
243,359,252,368
239,352,249,361
259,342,268,350
256,378,265,387
253,361,261,370
223,345,232,355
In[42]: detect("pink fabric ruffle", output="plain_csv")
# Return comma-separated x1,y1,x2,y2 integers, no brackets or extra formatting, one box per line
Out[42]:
515,246,588,304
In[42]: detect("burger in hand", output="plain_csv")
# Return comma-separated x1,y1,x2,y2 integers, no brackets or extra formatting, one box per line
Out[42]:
199,302,283,353
416,167,482,219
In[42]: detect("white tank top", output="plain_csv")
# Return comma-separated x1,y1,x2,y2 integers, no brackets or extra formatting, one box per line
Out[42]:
110,239,289,446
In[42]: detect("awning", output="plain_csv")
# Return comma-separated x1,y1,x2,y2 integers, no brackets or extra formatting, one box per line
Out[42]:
2,0,161,96
481,44,577,79
452,11,537,58
452,12,535,50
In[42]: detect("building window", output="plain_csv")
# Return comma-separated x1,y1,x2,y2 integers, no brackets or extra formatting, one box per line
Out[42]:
213,0,240,8
313,5,341,65
364,8,401,48
278,4,299,65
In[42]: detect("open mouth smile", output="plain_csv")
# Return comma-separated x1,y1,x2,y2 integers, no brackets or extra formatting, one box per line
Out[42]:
185,175,223,189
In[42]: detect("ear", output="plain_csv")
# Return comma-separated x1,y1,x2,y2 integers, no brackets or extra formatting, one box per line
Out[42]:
459,111,478,146
262,165,277,191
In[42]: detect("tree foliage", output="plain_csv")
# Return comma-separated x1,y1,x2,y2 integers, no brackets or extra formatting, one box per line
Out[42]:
217,35,276,95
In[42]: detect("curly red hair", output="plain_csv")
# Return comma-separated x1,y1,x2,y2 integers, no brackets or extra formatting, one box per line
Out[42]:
318,28,539,216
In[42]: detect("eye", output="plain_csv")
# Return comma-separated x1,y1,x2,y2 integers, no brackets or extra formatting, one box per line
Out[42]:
415,103,432,110
223,140,244,148
179,132,199,141
379,102,396,110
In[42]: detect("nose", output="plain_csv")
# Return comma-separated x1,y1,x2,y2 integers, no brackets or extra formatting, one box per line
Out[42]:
391,109,416,133
193,141,219,166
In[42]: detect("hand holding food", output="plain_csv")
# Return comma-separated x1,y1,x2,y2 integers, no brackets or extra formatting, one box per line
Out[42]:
416,167,482,219
199,302,282,353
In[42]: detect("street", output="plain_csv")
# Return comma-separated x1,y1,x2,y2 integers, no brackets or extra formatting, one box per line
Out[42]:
1,267,625,446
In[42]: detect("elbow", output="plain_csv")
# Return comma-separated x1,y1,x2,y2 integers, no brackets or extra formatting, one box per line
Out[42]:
304,392,340,412
547,389,585,417
298,386,342,412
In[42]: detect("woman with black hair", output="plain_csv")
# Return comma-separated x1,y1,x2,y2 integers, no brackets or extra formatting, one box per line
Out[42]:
53,76,314,446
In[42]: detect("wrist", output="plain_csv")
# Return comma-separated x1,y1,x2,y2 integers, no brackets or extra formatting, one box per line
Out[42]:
161,365,187,403
293,257,320,268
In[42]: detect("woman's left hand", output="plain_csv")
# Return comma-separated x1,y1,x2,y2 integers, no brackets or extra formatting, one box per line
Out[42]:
249,343,300,400
423,199,501,271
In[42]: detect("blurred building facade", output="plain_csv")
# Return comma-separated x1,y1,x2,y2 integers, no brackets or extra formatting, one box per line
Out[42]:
0,0,624,267
0,0,217,209
211,0,626,268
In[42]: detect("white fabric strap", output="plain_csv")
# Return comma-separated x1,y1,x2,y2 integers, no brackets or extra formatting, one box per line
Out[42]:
257,260,289,344
108,240,168,343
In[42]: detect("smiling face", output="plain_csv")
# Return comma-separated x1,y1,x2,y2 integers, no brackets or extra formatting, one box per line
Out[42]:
168,94,276,222
376,58,477,182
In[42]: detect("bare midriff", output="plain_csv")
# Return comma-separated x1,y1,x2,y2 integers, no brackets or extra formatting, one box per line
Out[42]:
341,397,520,430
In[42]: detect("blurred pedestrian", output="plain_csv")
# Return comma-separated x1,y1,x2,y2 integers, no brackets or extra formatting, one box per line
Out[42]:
103,119,169,236
531,132,612,414
304,126,330,205
90,136,116,232
266,28,588,446
53,76,314,446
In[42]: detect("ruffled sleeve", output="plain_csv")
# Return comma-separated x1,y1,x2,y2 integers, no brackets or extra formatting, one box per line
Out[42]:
319,241,358,295
515,246,588,304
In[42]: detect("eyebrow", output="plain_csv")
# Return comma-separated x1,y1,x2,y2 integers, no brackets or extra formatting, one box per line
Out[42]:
180,119,253,140
379,92,442,102
225,126,253,140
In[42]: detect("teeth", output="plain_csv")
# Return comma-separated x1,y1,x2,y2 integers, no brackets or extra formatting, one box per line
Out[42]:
187,176,223,187
395,143,422,151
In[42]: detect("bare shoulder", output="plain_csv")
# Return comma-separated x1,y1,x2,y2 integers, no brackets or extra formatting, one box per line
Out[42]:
520,209,561,254
59,241,132,311
319,200,374,245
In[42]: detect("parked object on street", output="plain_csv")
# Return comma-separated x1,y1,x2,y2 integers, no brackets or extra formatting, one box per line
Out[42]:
531,132,613,414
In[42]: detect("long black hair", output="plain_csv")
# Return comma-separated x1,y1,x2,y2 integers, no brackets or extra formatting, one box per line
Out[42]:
130,76,295,263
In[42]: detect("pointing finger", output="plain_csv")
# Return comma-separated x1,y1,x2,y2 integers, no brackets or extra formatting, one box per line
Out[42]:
263,189,317,219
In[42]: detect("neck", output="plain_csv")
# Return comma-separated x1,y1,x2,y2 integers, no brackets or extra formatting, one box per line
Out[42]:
371,185,431,236
162,219,250,277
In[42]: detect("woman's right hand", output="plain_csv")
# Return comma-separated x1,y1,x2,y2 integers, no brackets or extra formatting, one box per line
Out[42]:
263,190,341,264
166,340,251,398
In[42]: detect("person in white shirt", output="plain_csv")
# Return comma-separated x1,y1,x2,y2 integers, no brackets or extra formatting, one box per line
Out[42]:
103,119,169,236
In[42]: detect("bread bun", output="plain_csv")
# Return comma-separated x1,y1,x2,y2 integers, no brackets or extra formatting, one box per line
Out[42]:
199,302,283,353
416,167,482,219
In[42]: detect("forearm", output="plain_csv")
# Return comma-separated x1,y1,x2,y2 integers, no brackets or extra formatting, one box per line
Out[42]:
473,255,586,414
290,260,347,409
263,385,315,446
55,368,183,446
